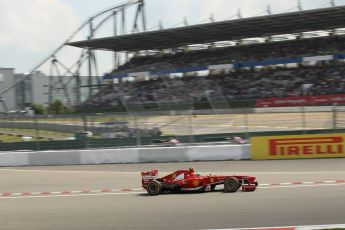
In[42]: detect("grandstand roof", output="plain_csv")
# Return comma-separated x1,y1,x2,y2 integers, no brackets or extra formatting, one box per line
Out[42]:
68,6,345,52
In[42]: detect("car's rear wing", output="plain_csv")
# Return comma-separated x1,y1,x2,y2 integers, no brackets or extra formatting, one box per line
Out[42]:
141,170,159,188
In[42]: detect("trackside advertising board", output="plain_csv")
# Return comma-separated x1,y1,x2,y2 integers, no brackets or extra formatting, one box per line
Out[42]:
256,94,345,107
251,133,345,160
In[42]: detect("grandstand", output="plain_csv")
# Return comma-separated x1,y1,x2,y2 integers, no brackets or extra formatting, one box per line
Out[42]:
68,5,345,112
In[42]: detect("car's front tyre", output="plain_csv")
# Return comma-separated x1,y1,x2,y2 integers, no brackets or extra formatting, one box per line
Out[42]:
224,177,240,193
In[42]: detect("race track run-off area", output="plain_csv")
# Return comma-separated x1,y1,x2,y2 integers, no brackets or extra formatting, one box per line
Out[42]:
0,159,344,230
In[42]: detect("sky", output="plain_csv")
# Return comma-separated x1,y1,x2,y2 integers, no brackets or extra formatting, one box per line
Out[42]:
1,0,345,74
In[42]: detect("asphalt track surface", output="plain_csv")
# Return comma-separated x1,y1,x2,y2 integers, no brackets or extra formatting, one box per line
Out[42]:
0,159,345,230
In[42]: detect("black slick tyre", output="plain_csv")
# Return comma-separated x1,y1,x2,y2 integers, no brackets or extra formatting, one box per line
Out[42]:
224,177,240,193
147,181,161,196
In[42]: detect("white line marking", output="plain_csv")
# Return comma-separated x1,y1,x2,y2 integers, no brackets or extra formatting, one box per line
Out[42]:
31,192,42,195
0,169,141,174
1,169,345,174
259,183,345,189
204,223,345,230
1,183,345,199
0,191,145,199
257,180,344,186
50,192,61,195
70,191,84,194
232,171,345,174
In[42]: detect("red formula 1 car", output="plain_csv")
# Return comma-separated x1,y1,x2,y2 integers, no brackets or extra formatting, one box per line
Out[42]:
141,168,258,196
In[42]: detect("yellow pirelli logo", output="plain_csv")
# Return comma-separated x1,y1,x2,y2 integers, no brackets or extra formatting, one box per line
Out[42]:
251,133,345,160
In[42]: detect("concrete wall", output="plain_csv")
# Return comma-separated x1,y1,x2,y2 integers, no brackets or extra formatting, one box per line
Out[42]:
0,144,250,166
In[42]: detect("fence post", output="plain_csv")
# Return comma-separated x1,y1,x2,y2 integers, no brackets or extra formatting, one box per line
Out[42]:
82,115,89,148
34,115,40,151
188,114,193,144
134,114,141,147
244,108,250,140
332,103,338,131
301,106,306,134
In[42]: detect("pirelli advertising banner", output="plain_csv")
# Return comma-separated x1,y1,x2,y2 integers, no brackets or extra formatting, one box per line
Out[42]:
251,133,345,160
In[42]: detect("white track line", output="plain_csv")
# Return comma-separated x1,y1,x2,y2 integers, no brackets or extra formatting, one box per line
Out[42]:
260,180,345,186
259,183,345,189
0,191,145,199
1,183,344,199
206,223,345,230
0,169,141,174
1,169,345,174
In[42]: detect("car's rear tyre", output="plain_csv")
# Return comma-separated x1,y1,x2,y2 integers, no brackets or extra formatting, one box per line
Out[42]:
224,177,240,193
147,181,161,196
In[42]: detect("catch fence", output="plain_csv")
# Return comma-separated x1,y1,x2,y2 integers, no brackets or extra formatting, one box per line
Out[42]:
0,106,344,151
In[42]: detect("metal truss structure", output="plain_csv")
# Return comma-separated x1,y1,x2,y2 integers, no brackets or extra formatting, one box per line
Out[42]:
0,0,147,108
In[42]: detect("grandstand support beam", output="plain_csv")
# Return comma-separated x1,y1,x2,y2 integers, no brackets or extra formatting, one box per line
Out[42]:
121,8,126,35
113,11,118,69
88,49,92,98
141,0,147,31
49,61,79,104
48,60,54,105
88,19,94,98
133,0,146,32
331,0,336,7
51,58,72,105
91,51,102,88
75,73,81,105
113,11,118,36
133,3,141,32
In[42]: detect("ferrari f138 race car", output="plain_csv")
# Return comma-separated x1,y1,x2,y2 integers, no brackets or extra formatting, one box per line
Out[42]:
141,168,258,196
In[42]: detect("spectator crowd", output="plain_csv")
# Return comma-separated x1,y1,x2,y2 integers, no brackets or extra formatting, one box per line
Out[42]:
79,61,345,110
77,35,345,110
116,35,345,73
